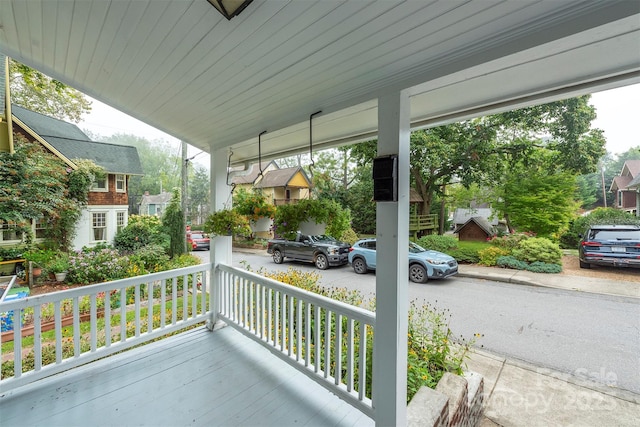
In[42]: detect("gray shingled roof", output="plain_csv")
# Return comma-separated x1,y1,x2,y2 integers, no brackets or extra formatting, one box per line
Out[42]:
12,105,143,175
452,208,498,226
255,167,310,188
454,216,495,236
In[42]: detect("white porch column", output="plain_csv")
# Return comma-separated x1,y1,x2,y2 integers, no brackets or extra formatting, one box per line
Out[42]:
373,91,410,426
209,147,232,328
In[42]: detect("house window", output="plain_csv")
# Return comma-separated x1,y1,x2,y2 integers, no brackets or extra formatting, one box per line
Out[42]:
0,222,22,243
116,211,126,233
116,175,126,193
35,217,48,239
92,176,108,192
92,212,107,241
618,190,623,207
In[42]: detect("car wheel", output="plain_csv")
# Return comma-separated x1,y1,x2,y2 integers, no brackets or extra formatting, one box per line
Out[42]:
352,258,368,274
315,254,329,270
272,249,284,264
579,260,591,269
409,264,428,283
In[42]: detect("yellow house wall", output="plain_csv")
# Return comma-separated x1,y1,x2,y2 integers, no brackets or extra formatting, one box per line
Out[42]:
288,171,310,188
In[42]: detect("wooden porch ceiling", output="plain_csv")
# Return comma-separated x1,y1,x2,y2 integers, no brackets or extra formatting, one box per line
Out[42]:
0,326,373,427
0,1,638,165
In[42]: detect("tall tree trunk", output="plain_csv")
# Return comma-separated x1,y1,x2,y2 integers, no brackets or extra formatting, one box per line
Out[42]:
439,184,446,235
412,168,433,215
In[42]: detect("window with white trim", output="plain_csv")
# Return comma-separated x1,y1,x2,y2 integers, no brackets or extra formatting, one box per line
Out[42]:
0,222,23,243
92,212,107,241
92,176,108,192
116,211,126,233
618,190,623,207
35,217,48,239
116,174,126,193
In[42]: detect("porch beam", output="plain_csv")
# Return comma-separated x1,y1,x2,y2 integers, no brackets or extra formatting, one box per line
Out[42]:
209,147,233,328
373,90,410,426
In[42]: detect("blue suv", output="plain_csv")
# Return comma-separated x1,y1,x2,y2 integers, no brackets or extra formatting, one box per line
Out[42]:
348,238,458,283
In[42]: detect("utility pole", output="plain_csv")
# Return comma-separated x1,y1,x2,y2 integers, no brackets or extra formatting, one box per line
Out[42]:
181,141,188,228
601,163,607,208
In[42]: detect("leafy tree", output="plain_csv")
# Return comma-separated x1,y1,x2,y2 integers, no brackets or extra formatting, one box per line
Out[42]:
188,165,210,226
351,96,605,234
0,136,102,250
9,60,91,123
494,151,579,238
162,188,185,258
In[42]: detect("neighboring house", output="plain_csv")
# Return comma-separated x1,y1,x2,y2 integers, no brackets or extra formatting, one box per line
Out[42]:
7,105,143,250
254,166,311,205
610,160,640,216
139,191,173,217
452,208,498,229
454,216,496,241
230,161,279,192
231,162,311,206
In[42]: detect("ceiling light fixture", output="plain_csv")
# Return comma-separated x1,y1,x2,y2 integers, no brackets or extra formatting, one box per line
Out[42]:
207,0,254,20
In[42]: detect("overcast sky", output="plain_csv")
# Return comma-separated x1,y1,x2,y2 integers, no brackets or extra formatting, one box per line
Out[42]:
81,83,640,162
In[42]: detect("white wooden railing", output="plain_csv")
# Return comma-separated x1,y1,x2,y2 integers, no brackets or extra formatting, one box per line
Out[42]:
215,264,376,417
0,263,211,391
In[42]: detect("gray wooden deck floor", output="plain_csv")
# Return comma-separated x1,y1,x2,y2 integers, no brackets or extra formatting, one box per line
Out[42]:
0,326,374,427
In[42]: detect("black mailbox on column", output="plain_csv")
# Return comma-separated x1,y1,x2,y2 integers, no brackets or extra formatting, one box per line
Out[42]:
373,155,397,202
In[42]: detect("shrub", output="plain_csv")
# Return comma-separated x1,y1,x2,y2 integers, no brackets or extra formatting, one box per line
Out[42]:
487,232,533,250
478,246,510,266
128,244,170,274
496,255,528,270
114,222,155,251
339,227,359,245
416,234,458,252
448,247,480,264
526,261,562,274
511,237,562,264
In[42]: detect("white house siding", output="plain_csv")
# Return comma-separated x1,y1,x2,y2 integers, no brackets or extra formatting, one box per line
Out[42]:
73,205,128,250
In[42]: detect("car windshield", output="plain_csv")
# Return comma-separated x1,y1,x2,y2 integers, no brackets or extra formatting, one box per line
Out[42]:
589,230,640,240
409,242,426,254
191,233,205,239
310,235,335,242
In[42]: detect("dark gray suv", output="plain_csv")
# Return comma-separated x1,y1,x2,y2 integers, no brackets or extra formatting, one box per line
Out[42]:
579,225,640,269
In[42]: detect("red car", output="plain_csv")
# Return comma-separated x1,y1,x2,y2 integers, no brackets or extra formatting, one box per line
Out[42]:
187,231,210,251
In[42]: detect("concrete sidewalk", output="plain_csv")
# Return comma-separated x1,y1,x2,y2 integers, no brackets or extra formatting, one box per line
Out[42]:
456,266,640,426
467,350,640,427
458,264,640,299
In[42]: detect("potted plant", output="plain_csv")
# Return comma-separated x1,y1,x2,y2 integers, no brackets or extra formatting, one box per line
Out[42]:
47,254,70,282
203,208,252,238
23,248,56,278
233,189,277,233
273,198,351,240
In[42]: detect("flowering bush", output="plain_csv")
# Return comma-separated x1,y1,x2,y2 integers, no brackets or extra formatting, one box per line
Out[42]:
67,247,130,284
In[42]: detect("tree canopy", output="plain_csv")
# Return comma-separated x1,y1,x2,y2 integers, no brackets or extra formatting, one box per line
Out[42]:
9,60,92,123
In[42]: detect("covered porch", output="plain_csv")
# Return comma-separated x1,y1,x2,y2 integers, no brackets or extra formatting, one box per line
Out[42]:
1,2,639,426
1,326,372,427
